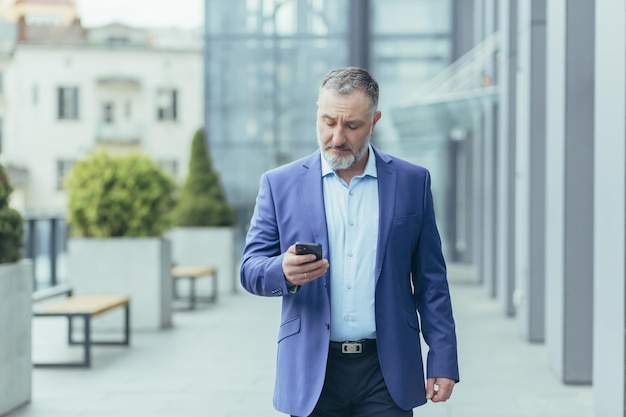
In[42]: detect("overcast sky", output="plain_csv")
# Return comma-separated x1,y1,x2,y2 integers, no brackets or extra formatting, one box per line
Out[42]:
77,0,204,29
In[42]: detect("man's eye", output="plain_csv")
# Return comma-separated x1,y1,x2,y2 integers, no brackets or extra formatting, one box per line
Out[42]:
347,125,358,130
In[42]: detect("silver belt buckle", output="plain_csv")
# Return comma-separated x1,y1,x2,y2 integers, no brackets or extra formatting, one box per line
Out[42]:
341,341,363,354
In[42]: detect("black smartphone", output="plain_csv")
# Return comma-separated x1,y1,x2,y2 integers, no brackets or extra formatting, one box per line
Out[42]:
295,242,322,261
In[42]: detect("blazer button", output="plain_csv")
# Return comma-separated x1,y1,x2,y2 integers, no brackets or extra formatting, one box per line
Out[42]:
325,323,330,330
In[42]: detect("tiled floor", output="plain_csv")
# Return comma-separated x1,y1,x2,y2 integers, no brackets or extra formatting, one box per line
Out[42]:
6,264,593,417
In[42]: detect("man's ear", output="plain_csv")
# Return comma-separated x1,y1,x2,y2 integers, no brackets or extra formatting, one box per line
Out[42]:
373,111,382,126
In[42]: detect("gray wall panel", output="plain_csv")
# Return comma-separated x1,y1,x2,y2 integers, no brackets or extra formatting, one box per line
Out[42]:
593,1,626,414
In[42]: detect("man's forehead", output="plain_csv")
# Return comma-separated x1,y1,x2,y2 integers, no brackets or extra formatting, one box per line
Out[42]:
317,89,371,115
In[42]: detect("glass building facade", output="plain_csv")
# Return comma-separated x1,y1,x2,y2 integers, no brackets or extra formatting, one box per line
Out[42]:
203,0,455,255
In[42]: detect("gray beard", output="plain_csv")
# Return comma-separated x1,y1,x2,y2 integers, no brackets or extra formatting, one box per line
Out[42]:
319,133,371,171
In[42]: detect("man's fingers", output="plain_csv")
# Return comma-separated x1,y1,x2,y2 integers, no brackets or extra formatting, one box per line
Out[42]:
425,378,435,400
427,378,455,402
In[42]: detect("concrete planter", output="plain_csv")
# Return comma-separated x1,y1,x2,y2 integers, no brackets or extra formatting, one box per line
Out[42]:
0,261,33,416
167,227,236,296
68,238,172,331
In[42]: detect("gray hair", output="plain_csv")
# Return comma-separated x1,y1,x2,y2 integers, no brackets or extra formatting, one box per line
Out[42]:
319,67,379,113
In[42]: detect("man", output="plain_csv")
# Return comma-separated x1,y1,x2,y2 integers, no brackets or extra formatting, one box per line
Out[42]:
240,67,459,417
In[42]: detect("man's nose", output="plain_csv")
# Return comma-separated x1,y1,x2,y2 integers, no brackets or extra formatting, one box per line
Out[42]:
331,126,347,146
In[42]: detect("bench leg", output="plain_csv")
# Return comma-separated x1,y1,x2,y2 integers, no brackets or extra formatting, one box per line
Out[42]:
68,315,74,344
123,303,130,345
173,276,180,301
33,307,130,368
173,274,217,310
83,315,91,367
35,314,91,368
211,272,218,303
190,278,196,310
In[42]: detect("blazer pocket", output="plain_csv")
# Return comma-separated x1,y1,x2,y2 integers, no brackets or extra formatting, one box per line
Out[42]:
392,212,419,226
278,316,301,342
391,213,421,247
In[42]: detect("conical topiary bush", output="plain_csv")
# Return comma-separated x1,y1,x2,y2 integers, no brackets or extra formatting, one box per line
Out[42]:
173,128,236,227
0,163,24,263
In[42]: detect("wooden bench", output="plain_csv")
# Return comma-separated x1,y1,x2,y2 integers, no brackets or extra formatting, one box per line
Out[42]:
33,295,131,368
171,265,217,310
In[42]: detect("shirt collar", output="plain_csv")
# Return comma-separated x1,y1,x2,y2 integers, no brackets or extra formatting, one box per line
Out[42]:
321,144,378,179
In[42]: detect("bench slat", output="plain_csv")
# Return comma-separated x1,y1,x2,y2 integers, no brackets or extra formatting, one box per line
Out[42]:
35,295,130,316
171,265,216,278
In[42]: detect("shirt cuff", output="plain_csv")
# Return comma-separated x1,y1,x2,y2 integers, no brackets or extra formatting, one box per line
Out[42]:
285,279,300,294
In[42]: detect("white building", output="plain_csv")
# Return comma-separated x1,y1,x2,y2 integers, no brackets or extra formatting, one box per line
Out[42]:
0,0,203,214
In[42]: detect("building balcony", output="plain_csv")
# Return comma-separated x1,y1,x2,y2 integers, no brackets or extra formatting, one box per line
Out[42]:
95,123,142,144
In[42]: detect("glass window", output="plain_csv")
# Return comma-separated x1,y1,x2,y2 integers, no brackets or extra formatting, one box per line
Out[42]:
124,100,132,119
372,0,451,34
57,86,79,120
157,88,178,121
102,102,114,124
56,160,75,190
207,0,348,35
205,0,350,209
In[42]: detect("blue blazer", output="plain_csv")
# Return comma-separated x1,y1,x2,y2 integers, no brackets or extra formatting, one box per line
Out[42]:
240,146,459,416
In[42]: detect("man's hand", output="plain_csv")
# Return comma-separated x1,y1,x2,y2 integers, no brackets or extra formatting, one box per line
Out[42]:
426,377,455,402
282,244,329,286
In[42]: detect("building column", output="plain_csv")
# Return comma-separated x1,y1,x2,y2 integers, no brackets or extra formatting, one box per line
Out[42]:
515,0,546,342
593,1,625,414
476,0,499,295
349,0,370,70
496,0,517,315
451,0,476,266
545,0,594,384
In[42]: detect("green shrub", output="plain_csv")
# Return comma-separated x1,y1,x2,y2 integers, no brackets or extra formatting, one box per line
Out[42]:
65,151,176,238
0,163,24,263
173,128,236,227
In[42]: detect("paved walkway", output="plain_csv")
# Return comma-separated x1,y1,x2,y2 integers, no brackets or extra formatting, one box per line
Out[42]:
6,264,593,417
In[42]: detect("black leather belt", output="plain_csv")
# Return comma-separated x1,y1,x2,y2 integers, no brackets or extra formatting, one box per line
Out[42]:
329,339,377,354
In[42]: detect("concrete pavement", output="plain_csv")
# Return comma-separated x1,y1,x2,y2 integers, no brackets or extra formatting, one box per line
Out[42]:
5,264,593,417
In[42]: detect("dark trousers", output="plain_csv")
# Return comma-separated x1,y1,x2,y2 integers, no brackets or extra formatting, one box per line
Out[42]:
293,342,413,417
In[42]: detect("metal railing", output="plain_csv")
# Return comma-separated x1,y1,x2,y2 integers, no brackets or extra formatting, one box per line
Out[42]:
395,31,501,108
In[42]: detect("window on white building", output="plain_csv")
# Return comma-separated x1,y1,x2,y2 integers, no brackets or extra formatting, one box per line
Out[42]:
57,160,75,189
57,87,79,120
156,88,178,121
124,100,132,119
102,102,114,123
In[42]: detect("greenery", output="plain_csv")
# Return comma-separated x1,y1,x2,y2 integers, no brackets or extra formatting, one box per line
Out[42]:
173,128,236,227
0,162,24,263
65,151,176,238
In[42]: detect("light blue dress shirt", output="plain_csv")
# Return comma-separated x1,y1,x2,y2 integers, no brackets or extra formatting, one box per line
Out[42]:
321,145,379,342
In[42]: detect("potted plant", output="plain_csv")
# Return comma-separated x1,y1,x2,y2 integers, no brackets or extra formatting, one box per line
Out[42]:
0,162,32,415
65,151,176,330
167,128,237,297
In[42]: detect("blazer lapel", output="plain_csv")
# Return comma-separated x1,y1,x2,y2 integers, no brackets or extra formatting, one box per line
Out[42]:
373,147,396,283
300,152,330,259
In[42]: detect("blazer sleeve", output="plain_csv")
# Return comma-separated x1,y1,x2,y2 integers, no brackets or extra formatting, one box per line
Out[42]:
240,173,291,297
413,170,460,382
